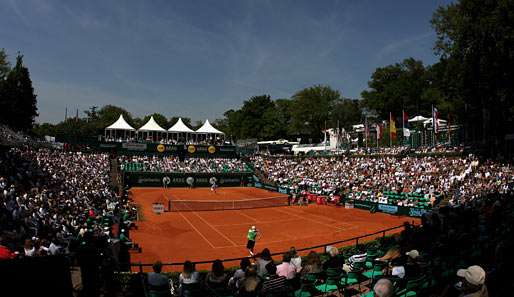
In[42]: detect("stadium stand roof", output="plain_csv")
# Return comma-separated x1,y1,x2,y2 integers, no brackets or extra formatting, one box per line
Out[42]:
138,116,166,132
105,114,135,131
168,118,194,133
196,119,224,134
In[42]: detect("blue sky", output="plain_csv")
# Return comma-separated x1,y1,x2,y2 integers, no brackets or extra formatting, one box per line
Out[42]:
0,0,452,124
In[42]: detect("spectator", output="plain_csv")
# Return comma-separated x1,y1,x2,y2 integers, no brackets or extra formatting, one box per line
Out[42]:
0,237,15,260
238,267,261,297
205,259,227,288
256,248,273,277
404,250,421,279
228,258,251,290
373,278,394,297
323,247,344,270
302,251,322,275
147,261,171,294
455,265,488,297
260,262,289,296
23,239,35,257
343,245,367,273
276,252,296,279
289,247,302,273
179,260,199,295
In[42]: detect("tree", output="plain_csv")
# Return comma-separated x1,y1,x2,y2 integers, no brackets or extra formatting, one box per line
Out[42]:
1,54,38,131
361,58,431,120
0,49,10,80
331,98,363,130
431,0,514,156
290,85,340,138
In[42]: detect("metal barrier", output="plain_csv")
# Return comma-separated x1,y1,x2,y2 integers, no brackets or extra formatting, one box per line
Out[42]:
129,223,411,273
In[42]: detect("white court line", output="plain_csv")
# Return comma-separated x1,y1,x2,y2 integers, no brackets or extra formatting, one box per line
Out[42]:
273,207,353,232
211,218,299,227
190,211,238,247
280,206,356,227
237,210,259,223
177,211,216,249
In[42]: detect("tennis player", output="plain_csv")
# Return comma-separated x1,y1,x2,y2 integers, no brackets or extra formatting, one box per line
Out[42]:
246,226,259,256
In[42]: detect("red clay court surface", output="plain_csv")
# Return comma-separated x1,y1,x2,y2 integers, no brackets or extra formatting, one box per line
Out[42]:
129,187,418,271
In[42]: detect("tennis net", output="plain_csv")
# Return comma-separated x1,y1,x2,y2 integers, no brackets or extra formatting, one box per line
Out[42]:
168,196,289,211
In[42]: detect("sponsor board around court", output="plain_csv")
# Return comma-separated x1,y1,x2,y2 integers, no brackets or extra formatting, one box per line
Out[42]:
125,172,252,187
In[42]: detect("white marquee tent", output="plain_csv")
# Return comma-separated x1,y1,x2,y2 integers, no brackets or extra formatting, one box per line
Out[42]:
138,116,166,142
168,118,195,142
195,119,225,143
104,114,136,140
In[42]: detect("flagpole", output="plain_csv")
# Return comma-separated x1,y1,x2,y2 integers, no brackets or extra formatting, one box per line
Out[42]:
402,110,405,146
389,112,392,148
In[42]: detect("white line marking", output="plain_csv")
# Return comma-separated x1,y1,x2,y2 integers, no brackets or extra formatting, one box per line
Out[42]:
191,212,238,247
177,211,216,249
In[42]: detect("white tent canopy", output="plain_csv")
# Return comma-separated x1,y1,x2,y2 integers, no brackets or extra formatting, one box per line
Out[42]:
138,116,166,132
408,115,429,123
196,119,224,134
168,118,194,133
105,114,135,131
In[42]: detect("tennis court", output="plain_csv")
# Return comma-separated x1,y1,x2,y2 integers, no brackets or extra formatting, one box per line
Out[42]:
129,187,417,271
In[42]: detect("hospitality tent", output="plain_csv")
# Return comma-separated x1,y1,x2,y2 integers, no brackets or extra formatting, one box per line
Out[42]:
194,119,225,143
104,114,136,141
167,118,195,143
408,115,429,123
138,116,167,142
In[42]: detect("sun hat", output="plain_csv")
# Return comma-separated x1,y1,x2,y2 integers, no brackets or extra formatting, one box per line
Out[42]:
405,250,419,259
457,265,486,286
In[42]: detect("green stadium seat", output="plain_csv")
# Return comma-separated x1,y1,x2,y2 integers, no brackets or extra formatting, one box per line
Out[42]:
315,268,343,295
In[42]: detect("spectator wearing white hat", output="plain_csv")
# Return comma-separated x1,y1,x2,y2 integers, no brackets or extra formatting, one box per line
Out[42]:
404,250,421,279
456,265,488,297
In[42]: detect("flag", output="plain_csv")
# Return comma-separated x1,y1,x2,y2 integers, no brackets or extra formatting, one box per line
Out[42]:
364,118,369,143
432,106,440,134
376,123,383,140
389,112,397,140
402,110,410,137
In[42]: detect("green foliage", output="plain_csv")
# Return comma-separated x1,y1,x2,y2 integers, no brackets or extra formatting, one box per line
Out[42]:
0,54,38,131
431,0,514,155
290,85,341,138
0,49,10,80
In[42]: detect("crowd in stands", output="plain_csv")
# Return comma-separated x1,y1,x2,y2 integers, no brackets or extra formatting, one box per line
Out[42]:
252,155,513,205
0,148,136,268
119,155,251,173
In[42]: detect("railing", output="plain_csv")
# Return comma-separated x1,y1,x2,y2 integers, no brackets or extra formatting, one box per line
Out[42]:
129,223,410,273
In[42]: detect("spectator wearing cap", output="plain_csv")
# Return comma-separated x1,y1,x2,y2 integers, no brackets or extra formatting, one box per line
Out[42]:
373,278,394,297
404,250,421,279
456,265,488,297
